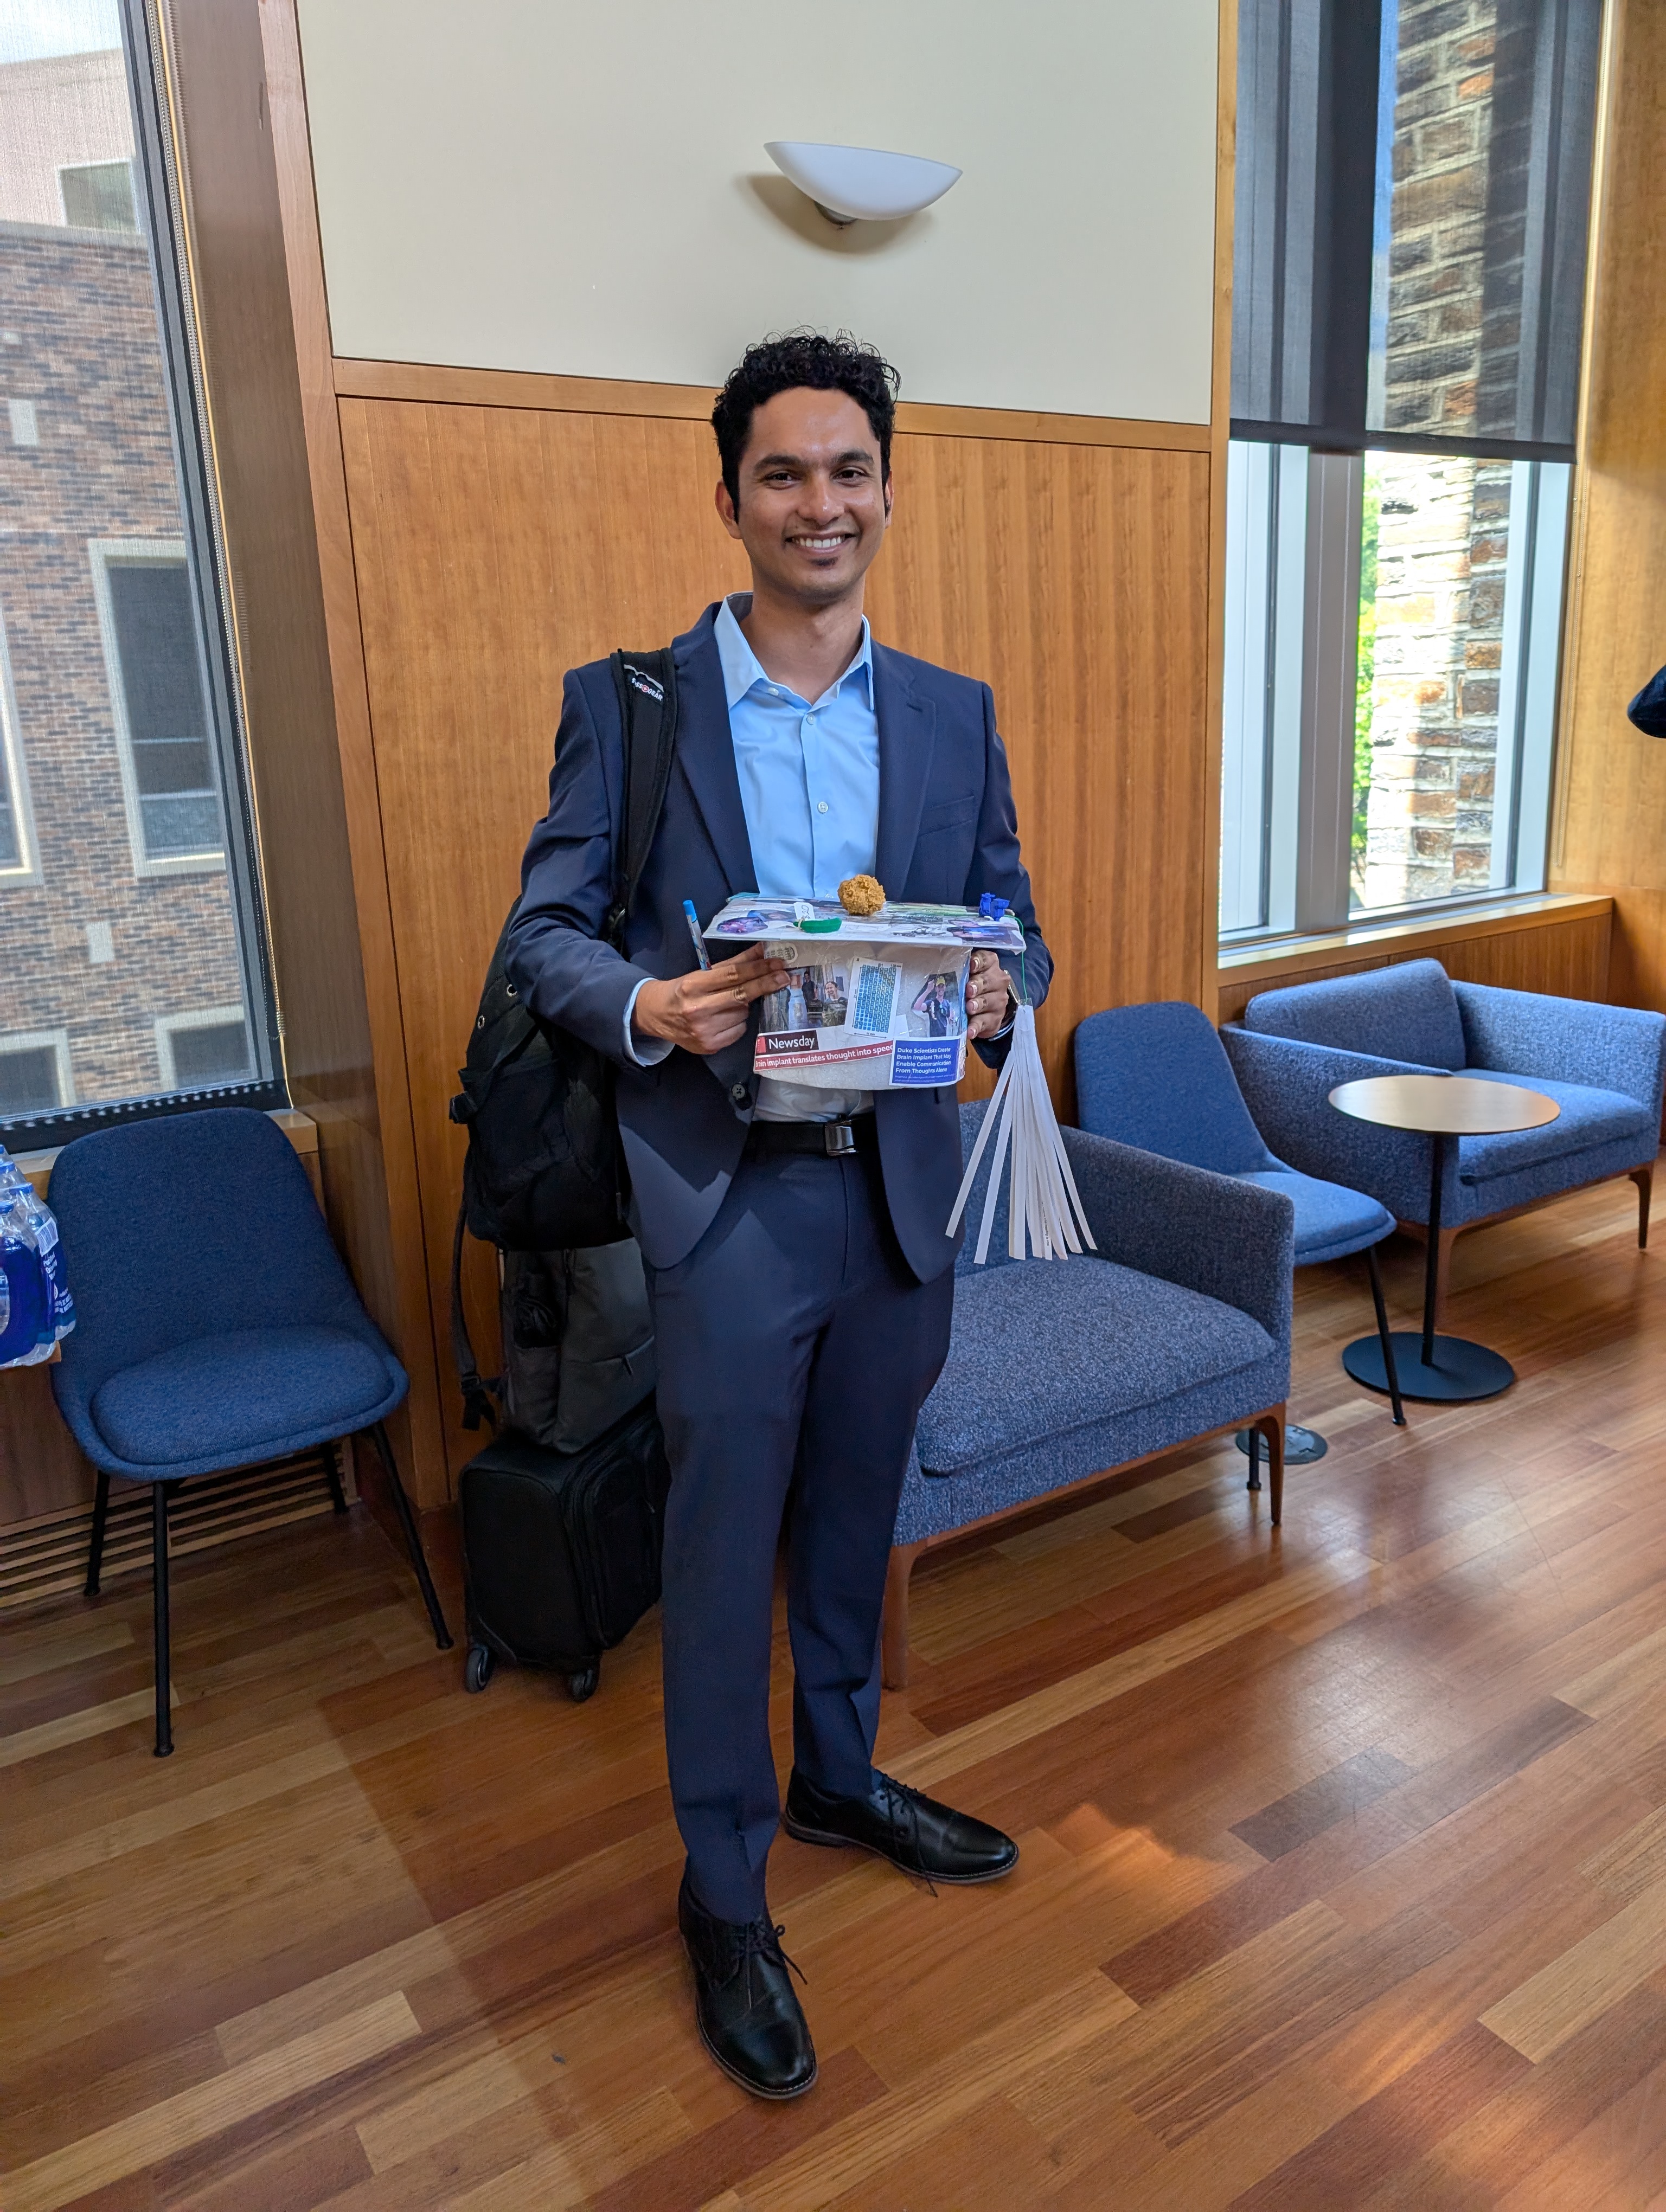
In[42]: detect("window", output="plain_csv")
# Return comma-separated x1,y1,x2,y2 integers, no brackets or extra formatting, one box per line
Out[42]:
0,1031,73,1117
91,540,225,873
0,604,39,880
60,157,136,232
1220,440,1570,934
0,1,282,1149
1223,0,1601,942
155,1007,252,1091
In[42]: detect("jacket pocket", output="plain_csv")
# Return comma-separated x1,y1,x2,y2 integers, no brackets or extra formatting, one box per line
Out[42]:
915,794,978,836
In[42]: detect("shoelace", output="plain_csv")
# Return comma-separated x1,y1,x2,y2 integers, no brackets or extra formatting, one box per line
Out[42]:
876,1774,938,1895
734,1917,807,2007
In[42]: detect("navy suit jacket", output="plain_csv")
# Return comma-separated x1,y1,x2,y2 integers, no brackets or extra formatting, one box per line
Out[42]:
505,603,1051,1282
1629,664,1666,738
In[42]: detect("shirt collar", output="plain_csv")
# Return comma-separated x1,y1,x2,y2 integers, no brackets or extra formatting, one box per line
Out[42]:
715,594,873,712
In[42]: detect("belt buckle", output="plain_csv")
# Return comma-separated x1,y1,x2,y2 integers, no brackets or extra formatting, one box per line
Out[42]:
823,1121,857,1158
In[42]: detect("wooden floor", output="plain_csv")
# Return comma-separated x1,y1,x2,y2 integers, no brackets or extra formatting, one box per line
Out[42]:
7,1171,1666,2208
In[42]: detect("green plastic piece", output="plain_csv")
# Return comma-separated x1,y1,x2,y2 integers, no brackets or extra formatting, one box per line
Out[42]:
799,916,842,933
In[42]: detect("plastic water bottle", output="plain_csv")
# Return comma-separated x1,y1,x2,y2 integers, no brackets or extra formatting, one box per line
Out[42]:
0,1146,71,1361
0,1186,49,1367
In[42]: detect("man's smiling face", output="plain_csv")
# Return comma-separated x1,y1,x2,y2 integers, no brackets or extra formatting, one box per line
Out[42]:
716,387,892,609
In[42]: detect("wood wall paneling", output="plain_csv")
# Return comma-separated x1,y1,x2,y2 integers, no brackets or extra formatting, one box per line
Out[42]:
330,356,1215,455
252,0,452,1503
1202,0,1238,1053
1550,0,1666,1010
337,398,1213,1484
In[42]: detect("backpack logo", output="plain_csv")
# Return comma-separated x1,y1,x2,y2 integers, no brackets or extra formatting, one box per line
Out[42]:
625,666,664,703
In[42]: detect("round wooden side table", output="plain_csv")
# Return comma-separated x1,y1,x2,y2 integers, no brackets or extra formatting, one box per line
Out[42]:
1328,1072,1559,1403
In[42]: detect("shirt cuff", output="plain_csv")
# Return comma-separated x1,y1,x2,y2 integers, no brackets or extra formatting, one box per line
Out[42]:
623,976,674,1067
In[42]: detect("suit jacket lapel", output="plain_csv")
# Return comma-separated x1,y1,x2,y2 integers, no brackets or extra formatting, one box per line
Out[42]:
672,608,757,893
873,643,936,895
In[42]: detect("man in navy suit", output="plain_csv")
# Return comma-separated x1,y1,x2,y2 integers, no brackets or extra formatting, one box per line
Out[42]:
508,333,1050,2099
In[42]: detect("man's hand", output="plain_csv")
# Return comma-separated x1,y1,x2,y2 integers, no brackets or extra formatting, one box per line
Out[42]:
633,943,789,1057
966,949,1016,1041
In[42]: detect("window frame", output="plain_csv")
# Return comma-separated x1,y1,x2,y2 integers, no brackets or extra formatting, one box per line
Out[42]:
154,1004,252,1091
1220,438,1573,948
0,1028,75,1116
88,536,227,880
0,0,286,1152
0,599,42,886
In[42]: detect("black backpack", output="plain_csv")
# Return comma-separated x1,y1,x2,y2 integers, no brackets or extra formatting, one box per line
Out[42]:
449,648,677,1427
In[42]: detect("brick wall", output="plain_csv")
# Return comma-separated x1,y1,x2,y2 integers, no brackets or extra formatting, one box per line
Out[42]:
1359,452,1511,906
0,221,247,1112
1357,0,1530,908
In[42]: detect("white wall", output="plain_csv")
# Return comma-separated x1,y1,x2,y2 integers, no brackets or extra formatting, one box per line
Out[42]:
0,51,131,229
295,0,1220,423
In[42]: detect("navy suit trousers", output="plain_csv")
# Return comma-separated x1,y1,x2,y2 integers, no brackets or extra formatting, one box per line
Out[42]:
649,1145,955,1924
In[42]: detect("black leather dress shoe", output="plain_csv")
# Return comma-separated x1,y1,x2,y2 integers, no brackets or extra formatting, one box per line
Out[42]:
677,1869,817,2100
783,1769,1019,1884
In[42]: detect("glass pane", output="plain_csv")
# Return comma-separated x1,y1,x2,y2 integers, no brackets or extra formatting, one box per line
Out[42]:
0,1045,61,1116
105,557,222,855
1353,450,1515,909
0,785,17,869
168,1020,249,1086
61,156,136,230
0,3,259,1126
1368,0,1600,446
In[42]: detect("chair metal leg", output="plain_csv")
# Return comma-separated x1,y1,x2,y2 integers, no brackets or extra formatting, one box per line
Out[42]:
152,1483,173,1758
1245,1424,1261,1491
368,1422,453,1649
1365,1243,1407,1426
324,1444,349,1515
85,1467,111,1597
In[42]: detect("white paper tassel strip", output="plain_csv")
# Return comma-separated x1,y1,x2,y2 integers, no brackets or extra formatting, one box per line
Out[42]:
946,1003,1097,1263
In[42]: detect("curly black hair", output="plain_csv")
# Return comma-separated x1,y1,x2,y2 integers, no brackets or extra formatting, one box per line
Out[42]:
712,330,900,507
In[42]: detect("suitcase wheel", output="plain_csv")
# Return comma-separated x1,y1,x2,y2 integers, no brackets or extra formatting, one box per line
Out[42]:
464,1644,495,1694
567,1663,599,1703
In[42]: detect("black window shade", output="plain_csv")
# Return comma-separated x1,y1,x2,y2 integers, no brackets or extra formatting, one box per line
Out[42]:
1233,0,1602,459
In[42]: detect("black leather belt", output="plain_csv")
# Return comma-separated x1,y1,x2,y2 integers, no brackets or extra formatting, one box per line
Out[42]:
744,1115,879,1160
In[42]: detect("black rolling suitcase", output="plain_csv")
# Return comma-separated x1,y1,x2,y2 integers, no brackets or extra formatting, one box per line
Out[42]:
459,1401,670,1702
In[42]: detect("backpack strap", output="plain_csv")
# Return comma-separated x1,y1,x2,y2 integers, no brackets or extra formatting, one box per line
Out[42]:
604,646,678,949
450,1188,500,1432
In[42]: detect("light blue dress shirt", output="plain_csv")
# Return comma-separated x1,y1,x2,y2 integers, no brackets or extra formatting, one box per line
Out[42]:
625,597,881,1119
715,594,880,899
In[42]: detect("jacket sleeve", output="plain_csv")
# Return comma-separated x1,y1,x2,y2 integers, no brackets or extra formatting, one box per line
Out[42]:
964,681,1050,1068
1628,664,1666,738
504,669,658,1064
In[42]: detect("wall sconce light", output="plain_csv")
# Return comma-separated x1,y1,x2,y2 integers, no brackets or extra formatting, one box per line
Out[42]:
764,141,962,228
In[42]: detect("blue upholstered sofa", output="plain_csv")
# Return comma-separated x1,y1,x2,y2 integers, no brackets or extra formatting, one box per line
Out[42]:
1221,960,1666,1311
883,1103,1293,1686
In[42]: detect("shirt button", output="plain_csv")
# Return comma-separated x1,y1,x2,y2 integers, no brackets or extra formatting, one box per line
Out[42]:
730,1082,749,1103
817,801,829,814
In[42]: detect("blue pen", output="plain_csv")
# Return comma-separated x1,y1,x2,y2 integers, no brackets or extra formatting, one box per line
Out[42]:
683,899,712,970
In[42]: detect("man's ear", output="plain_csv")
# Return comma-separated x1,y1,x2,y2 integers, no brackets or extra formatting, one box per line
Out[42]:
883,472,894,521
715,478,742,541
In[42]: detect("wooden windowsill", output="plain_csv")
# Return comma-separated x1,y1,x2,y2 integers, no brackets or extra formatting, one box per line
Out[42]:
1217,893,1613,988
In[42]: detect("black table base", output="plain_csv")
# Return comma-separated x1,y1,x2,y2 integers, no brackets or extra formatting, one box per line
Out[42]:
1343,1329,1514,1404
1237,1424,1328,1463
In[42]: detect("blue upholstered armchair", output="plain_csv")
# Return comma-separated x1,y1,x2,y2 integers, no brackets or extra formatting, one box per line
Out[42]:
883,1103,1292,1686
1222,960,1666,1311
50,1109,451,1757
1074,1001,1405,1455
